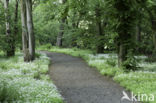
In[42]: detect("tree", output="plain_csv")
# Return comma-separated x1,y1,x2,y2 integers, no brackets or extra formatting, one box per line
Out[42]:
56,0,68,47
13,0,19,54
4,0,15,57
95,2,104,53
20,0,35,62
112,0,137,68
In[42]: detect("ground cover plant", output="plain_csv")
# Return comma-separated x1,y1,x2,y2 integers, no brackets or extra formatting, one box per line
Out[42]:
0,52,63,103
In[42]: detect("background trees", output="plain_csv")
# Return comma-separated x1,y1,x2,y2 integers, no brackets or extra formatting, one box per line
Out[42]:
0,0,156,67
3,0,15,57
0,0,21,57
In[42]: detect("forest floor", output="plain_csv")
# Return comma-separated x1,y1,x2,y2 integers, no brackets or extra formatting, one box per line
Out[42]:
45,51,137,103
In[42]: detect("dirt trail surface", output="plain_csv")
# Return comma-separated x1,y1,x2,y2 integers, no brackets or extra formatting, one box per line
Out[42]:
45,52,136,103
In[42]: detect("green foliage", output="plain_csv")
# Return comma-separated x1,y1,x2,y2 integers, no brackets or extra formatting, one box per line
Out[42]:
33,71,41,79
106,58,116,67
0,62,8,70
146,50,156,62
34,0,60,46
37,44,52,50
122,52,139,71
35,52,41,58
0,80,20,102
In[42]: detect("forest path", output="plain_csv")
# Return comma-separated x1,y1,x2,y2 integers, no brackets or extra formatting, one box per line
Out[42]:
45,52,135,103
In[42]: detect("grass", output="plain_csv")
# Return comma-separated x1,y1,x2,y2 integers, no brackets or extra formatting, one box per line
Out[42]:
0,51,63,103
38,44,156,103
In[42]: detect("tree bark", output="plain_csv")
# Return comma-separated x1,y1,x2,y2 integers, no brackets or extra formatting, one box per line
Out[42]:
118,43,126,67
136,25,141,43
20,0,30,62
56,18,65,47
26,0,35,60
96,21,104,53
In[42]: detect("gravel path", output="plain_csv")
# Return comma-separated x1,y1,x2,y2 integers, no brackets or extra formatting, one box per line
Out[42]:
46,52,136,103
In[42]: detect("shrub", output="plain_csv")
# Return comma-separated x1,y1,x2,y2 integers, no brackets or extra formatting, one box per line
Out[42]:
146,54,156,62
38,44,52,50
0,62,8,70
0,79,20,102
35,53,41,58
122,54,139,71
33,71,41,79
106,58,116,67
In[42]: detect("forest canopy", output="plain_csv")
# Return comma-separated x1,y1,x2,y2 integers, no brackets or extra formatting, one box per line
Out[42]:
0,0,156,69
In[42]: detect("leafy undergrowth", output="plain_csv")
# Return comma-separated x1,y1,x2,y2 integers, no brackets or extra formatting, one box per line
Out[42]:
0,52,63,103
38,44,156,103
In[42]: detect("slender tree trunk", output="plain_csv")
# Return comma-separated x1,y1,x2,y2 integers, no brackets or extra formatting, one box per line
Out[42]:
95,4,104,53
118,43,126,67
4,0,10,36
4,0,15,57
96,21,103,53
151,20,156,52
26,0,35,60
13,0,19,54
56,0,67,47
20,0,30,62
21,0,35,62
136,24,141,53
153,33,156,51
56,18,65,47
136,26,141,43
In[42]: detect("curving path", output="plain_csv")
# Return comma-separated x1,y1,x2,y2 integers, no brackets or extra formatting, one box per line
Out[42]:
46,52,137,103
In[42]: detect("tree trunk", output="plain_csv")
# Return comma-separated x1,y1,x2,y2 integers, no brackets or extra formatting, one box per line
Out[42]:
113,1,137,69
147,9,156,53
4,0,10,36
4,0,15,57
56,18,65,47
118,43,126,67
26,0,35,61
151,20,156,52
21,0,35,62
95,4,104,53
56,0,67,47
20,0,30,62
96,21,104,53
135,24,141,53
13,0,19,54
136,26,141,43
153,33,156,51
